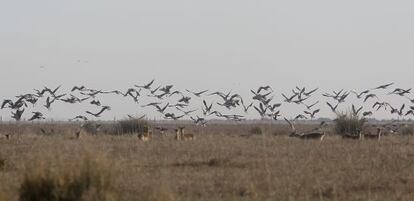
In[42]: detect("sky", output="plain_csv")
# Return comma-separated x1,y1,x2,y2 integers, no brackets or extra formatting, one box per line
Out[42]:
0,0,413,121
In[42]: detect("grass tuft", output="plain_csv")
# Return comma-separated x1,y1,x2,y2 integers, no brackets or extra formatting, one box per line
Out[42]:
334,112,365,135
19,154,116,201
0,158,5,171
249,126,262,135
113,119,149,135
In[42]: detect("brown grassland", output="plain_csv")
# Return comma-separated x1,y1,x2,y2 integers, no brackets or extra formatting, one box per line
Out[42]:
0,122,414,201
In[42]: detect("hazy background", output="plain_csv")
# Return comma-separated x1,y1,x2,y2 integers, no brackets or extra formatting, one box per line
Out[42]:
1,0,413,120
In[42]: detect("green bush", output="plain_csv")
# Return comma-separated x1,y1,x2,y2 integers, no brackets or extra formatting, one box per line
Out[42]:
249,126,262,135
19,155,117,201
113,119,149,135
334,112,365,135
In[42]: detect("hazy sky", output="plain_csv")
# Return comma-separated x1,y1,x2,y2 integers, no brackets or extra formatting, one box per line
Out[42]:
1,0,413,120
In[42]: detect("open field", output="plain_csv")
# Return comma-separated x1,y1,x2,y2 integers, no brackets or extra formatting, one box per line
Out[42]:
1,122,414,201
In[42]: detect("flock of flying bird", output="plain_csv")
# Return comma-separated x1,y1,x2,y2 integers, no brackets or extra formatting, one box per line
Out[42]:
1,80,414,126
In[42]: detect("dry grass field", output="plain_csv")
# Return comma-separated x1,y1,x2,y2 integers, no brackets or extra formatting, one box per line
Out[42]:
1,122,414,201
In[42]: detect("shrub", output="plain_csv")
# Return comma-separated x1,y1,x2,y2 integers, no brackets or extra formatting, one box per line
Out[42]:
80,122,102,135
334,112,365,135
113,119,149,135
0,158,5,171
249,126,262,135
400,125,414,135
19,155,117,201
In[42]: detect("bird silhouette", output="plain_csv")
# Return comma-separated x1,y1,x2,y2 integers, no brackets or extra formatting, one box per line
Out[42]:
86,106,111,117
28,112,45,121
186,89,209,97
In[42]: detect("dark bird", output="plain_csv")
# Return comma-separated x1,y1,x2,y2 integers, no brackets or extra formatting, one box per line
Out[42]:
352,105,363,116
169,103,189,109
45,85,61,95
177,108,197,115
390,104,405,116
164,113,184,120
154,103,169,114
389,88,411,96
351,90,370,99
178,96,191,104
149,86,161,95
209,110,223,117
268,103,282,112
221,114,245,121
86,106,111,117
364,94,378,102
282,93,297,103
251,90,272,102
186,89,209,97
256,86,273,94
269,111,281,120
202,100,213,115
372,101,390,111
405,110,414,116
60,95,89,104
210,90,232,100
1,99,13,109
71,85,86,92
372,82,394,90
303,101,319,110
322,89,344,99
337,92,350,103
293,96,310,105
254,103,268,118
135,79,155,89
128,114,146,120
11,109,24,121
141,102,161,108
90,100,101,106
34,88,48,97
304,109,320,119
326,102,338,113
303,88,319,97
159,85,174,94
241,98,253,113
363,111,373,117
44,97,58,109
28,112,45,121
191,116,208,126
293,114,308,121
167,90,181,97
71,115,88,121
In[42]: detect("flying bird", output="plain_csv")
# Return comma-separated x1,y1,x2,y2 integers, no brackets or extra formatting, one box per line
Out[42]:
186,89,209,97
135,79,155,89
304,109,320,119
352,105,363,116
256,86,273,94
326,102,338,113
363,111,373,117
351,90,370,99
71,115,88,121
28,112,45,121
372,82,394,90
364,94,378,102
11,109,25,121
241,98,253,113
86,106,111,117
303,101,319,110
